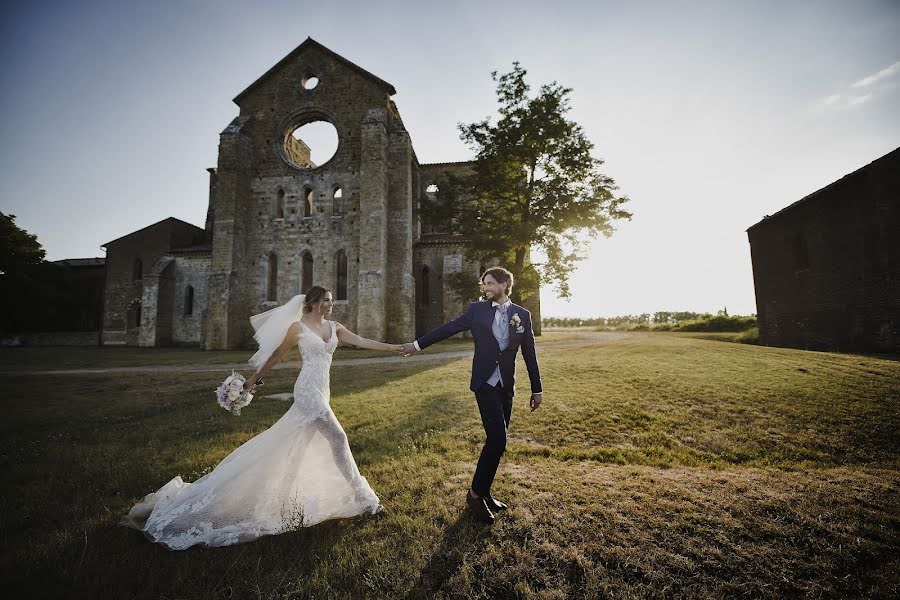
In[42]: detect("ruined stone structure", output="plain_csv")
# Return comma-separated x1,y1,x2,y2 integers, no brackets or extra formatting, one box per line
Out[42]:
100,39,530,348
747,146,899,352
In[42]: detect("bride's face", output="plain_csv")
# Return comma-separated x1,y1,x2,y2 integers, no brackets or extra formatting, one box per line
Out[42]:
318,293,334,315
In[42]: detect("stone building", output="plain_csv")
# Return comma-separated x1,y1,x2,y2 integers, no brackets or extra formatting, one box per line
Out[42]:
100,38,530,348
101,217,207,346
746,146,899,352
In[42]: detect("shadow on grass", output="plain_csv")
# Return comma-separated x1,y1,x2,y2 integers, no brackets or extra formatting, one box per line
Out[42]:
7,509,357,599
403,511,490,600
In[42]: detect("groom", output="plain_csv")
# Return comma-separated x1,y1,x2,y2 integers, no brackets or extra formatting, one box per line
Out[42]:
400,266,543,524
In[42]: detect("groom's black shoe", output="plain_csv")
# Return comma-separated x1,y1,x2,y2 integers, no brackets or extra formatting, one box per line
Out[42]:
466,493,495,524
485,495,508,512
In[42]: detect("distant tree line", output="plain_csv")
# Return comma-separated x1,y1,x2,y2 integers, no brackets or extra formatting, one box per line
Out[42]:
543,310,757,333
0,212,103,333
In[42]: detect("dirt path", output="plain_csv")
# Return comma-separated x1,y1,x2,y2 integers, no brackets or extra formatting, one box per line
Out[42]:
20,332,631,376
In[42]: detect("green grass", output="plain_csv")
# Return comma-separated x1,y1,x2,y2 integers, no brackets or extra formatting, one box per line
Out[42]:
1,334,898,598
0,339,477,371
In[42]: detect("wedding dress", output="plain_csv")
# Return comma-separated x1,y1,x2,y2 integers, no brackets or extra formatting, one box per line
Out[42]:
122,318,381,550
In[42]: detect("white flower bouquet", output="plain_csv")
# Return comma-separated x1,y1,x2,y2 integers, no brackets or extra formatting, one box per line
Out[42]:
215,371,255,415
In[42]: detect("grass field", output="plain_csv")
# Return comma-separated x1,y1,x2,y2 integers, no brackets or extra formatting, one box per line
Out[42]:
1,333,898,598
0,337,482,371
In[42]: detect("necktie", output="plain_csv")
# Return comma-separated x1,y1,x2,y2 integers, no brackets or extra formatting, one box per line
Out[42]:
493,304,509,351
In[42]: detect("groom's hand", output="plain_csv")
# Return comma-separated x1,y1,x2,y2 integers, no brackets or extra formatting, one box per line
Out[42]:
399,342,418,357
530,392,543,412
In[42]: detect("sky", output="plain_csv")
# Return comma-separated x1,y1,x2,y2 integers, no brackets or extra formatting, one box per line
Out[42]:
2,0,899,318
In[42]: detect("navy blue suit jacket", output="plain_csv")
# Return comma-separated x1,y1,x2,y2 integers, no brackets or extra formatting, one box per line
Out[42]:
416,301,542,396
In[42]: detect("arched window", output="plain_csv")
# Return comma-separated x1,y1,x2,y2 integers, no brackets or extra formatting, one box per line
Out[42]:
335,250,348,300
267,253,278,301
135,304,142,327
304,188,314,217
420,266,430,307
184,285,194,316
133,259,142,281
333,187,343,216
301,251,313,293
275,188,285,218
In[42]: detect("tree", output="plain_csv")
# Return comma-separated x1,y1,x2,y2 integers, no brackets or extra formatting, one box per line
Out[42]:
426,63,632,303
0,213,64,333
0,212,45,275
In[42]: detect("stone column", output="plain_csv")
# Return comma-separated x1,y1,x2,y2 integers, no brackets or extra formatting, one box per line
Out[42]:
356,109,389,340
386,129,415,342
139,257,175,347
205,119,252,349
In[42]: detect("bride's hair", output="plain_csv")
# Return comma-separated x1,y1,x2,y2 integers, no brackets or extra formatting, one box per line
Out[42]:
303,286,332,313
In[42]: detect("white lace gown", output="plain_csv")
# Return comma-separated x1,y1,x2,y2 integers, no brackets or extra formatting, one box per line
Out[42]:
122,320,380,550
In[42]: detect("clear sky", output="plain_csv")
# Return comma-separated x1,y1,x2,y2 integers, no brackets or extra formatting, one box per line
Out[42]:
2,0,899,318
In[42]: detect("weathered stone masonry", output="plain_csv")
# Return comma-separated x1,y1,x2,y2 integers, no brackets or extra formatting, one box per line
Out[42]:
100,38,540,348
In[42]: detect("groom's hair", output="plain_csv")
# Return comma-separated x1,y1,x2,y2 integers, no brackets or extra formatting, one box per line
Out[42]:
481,266,514,295
303,286,332,313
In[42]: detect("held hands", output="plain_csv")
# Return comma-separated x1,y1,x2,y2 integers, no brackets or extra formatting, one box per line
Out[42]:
398,342,418,357
530,392,543,412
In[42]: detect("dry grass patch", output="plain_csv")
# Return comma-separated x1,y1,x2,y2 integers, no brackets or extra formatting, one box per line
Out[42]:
1,333,897,598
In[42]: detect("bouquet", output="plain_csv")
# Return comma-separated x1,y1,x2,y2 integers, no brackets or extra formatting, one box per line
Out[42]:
215,371,255,415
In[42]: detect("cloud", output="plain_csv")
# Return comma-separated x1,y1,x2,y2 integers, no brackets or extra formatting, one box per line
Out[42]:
816,59,899,111
852,61,900,88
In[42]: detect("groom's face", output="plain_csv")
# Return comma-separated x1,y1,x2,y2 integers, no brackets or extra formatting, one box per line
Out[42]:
481,274,507,301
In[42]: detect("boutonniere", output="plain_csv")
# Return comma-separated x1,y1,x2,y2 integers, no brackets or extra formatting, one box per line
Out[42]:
509,312,524,334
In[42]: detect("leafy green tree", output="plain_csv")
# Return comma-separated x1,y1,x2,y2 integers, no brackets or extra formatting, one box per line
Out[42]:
426,63,632,303
0,212,45,275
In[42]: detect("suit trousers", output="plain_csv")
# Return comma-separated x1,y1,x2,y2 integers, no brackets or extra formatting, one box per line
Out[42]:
471,382,513,497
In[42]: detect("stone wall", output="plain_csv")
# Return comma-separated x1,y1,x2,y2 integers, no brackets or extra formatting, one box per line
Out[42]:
139,257,175,347
748,147,900,352
246,172,361,326
172,253,211,344
102,218,204,345
413,239,472,336
99,40,548,348
206,39,415,348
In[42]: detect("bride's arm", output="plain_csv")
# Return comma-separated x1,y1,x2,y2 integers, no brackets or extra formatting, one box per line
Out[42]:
335,323,402,352
245,322,302,389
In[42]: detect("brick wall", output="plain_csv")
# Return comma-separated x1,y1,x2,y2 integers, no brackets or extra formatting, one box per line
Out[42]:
747,148,900,352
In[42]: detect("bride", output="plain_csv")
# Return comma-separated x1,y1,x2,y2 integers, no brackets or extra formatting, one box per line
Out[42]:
122,286,401,550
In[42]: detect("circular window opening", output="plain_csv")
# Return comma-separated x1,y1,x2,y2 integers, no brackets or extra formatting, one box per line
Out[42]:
284,120,338,169
301,76,319,90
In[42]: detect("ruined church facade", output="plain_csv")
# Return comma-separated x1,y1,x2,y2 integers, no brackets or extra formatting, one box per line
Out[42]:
101,39,512,349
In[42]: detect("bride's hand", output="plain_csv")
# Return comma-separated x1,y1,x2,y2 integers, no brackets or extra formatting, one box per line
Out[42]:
243,379,256,392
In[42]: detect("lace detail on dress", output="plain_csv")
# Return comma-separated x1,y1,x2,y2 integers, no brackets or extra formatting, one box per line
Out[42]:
287,320,338,425
122,319,381,550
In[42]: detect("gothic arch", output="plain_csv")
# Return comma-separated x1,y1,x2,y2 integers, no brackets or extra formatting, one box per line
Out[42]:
335,249,348,300
301,251,314,293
